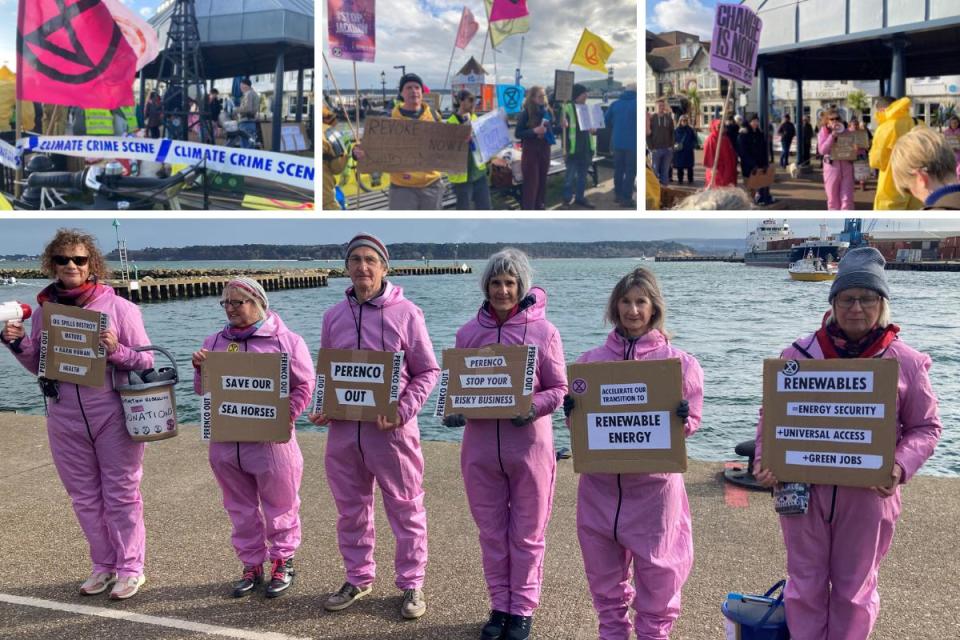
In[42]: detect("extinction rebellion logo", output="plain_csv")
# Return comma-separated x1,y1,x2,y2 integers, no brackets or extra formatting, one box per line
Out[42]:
19,0,124,84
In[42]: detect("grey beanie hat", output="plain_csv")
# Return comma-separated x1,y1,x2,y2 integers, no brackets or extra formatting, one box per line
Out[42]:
345,232,389,267
829,247,890,302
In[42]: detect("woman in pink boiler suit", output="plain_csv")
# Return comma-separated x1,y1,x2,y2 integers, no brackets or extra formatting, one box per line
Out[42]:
566,267,703,640
754,247,942,640
192,277,315,599
2,229,154,600
444,248,567,640
309,233,440,621
818,108,857,210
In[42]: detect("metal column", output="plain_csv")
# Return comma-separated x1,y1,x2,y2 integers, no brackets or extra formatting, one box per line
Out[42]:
272,47,286,152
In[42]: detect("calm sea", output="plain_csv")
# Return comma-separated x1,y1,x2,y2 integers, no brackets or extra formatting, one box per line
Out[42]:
2,258,957,476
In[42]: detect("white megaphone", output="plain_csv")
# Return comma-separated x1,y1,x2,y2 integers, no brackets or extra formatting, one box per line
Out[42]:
1,301,32,323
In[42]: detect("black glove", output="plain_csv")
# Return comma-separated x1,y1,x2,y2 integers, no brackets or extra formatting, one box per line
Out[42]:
676,399,690,421
442,414,467,428
511,404,537,427
562,394,575,418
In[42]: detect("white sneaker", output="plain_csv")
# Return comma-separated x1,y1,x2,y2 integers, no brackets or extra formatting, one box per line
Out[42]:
79,572,116,596
109,575,145,600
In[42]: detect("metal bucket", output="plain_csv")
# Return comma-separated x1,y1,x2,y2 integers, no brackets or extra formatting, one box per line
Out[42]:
116,346,179,442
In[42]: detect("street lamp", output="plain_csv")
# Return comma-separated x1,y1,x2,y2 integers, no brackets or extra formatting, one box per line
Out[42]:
381,71,386,108
393,65,406,79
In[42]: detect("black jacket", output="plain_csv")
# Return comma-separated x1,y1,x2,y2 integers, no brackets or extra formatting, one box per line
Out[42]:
737,127,769,172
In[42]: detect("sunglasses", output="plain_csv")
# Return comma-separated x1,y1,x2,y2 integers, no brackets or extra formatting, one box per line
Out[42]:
53,255,90,267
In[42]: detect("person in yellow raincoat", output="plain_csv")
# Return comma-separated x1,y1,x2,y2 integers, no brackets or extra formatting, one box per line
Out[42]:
322,105,349,210
869,96,923,210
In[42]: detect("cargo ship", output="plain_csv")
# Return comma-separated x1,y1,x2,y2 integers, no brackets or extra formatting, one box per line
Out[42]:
745,220,849,267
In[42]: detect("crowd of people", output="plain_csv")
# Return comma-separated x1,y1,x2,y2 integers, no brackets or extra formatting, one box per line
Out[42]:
647,94,960,211
322,73,638,210
145,77,262,149
1,229,943,640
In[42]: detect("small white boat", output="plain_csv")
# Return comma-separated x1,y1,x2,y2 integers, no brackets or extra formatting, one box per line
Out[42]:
788,253,837,281
0,276,17,285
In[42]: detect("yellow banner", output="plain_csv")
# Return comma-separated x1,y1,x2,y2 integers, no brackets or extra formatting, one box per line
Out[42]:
483,0,529,48
242,195,314,211
570,28,613,73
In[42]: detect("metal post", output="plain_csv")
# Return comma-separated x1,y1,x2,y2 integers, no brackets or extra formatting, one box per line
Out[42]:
796,78,805,164
889,38,906,98
758,63,769,144
296,67,304,123
272,47,286,152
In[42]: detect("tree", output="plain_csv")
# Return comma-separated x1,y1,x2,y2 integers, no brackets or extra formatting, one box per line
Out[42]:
847,89,870,120
683,84,702,129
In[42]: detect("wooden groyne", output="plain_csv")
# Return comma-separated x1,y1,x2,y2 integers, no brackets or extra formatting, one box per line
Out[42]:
108,269,329,303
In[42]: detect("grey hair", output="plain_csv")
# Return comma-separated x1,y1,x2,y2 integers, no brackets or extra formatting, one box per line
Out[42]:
481,248,533,301
827,298,892,329
675,187,754,210
605,267,667,335
221,284,267,322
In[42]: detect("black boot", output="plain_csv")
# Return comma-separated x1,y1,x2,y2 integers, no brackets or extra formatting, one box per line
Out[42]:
480,610,511,640
265,558,296,598
505,614,533,640
232,564,263,598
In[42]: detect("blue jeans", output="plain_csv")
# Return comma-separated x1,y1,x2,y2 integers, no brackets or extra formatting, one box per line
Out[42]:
780,138,793,168
239,121,258,149
452,177,491,210
563,153,591,203
613,149,637,202
651,148,673,185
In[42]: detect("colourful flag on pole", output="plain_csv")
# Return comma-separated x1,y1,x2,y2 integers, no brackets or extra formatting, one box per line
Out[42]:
570,28,614,74
483,0,529,48
328,0,376,63
102,0,160,71
16,0,139,109
455,6,479,50
489,0,529,22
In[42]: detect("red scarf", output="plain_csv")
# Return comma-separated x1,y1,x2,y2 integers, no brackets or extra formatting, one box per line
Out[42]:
815,314,900,359
37,279,101,308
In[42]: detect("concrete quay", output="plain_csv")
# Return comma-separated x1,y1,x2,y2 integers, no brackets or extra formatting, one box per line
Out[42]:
0,413,955,639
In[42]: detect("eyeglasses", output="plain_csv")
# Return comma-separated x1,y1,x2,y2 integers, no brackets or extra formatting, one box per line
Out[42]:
835,294,881,310
828,117,840,121
348,255,382,267
219,299,250,309
53,255,90,266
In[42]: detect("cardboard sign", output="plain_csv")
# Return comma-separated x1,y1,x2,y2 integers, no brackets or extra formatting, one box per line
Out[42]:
434,345,537,420
567,359,686,474
746,165,776,189
854,160,871,182
831,132,859,161
357,117,472,173
314,348,403,422
709,3,763,86
761,358,899,487
424,92,441,115
944,132,960,151
554,70,575,102
472,108,512,163
201,351,291,443
575,103,605,131
327,0,376,62
39,302,108,388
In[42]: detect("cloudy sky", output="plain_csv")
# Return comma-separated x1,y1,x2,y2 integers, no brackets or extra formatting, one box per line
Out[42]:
646,0,716,40
322,0,638,97
0,0,158,75
2,219,959,255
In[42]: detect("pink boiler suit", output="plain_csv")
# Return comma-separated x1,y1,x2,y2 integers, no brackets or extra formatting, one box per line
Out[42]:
5,285,154,579
819,127,855,210
575,329,704,640
455,287,568,617
754,331,941,640
320,281,440,590
194,311,315,565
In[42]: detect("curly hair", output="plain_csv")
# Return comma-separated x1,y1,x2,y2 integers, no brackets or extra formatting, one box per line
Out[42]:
40,228,110,281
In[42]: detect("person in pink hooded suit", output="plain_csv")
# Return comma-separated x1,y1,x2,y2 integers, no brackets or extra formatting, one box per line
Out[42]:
309,233,440,621
565,266,703,640
191,277,315,599
443,248,567,640
2,229,154,600
754,247,942,640
818,108,857,210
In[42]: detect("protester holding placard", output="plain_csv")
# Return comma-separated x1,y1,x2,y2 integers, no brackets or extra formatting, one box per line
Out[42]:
515,85,556,210
817,108,856,211
752,247,942,640
445,90,491,210
1,229,154,600
190,277,315,599
309,233,439,620
443,249,566,640
563,267,703,640
890,127,960,210
560,84,598,209
944,115,960,181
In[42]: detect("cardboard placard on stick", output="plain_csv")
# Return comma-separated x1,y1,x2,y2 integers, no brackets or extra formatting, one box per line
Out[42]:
39,302,107,388
567,359,686,474
554,70,574,102
201,351,291,443
761,358,899,487
314,348,403,422
357,117,472,173
434,345,537,420
746,165,776,190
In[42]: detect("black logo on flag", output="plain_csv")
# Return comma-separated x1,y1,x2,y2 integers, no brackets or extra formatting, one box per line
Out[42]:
501,86,522,111
18,0,123,85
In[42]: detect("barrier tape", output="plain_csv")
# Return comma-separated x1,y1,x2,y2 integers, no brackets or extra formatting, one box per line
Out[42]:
0,139,20,170
13,136,314,191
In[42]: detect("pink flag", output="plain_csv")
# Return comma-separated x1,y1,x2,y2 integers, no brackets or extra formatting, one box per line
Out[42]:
455,6,479,49
102,0,160,71
489,0,529,22
17,0,138,109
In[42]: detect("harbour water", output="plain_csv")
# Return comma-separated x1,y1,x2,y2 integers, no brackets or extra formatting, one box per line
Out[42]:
2,258,957,476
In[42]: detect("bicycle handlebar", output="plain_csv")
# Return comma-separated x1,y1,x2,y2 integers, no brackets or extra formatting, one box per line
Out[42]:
26,172,85,191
